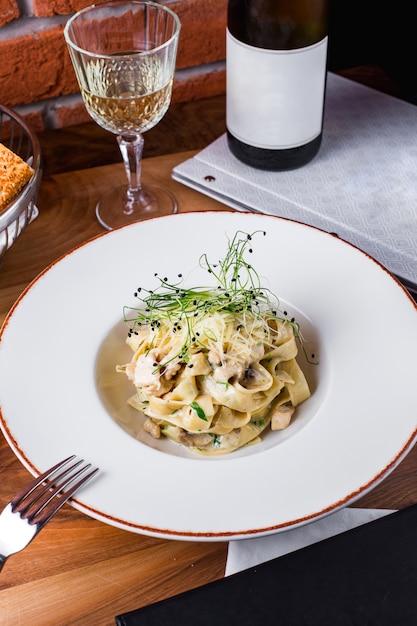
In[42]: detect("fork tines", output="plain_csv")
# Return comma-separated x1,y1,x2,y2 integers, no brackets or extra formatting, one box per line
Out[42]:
11,455,98,527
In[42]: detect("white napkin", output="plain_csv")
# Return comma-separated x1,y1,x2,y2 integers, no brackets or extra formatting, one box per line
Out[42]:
226,507,394,576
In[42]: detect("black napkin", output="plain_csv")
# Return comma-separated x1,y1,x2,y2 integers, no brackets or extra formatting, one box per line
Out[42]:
115,504,417,625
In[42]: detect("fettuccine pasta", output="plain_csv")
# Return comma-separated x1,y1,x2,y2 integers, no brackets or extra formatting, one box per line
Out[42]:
117,231,311,455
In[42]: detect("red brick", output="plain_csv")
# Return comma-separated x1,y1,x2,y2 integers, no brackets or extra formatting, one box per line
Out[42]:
18,110,45,134
28,0,227,60
0,0,227,110
170,0,226,69
0,110,44,141
31,0,100,18
0,25,78,107
0,0,19,27
30,0,226,68
53,99,91,127
173,65,226,103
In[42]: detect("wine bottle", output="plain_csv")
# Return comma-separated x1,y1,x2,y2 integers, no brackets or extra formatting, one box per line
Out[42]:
226,0,329,170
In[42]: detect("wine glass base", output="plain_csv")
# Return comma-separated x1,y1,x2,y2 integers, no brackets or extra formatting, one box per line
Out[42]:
96,184,178,230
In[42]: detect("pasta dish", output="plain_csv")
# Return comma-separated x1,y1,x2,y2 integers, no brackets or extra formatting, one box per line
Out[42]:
117,231,311,455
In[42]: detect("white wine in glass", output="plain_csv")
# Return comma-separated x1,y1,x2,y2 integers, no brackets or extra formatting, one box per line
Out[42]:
64,1,181,230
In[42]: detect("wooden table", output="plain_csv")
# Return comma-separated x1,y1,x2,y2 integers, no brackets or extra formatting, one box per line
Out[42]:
2,70,417,625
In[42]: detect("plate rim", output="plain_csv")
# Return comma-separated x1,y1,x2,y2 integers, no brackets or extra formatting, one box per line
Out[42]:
1,210,417,540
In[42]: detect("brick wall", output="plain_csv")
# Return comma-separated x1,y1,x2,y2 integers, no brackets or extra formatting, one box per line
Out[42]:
0,0,227,132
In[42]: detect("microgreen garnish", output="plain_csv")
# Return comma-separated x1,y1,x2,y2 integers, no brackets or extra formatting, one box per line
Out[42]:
124,231,312,368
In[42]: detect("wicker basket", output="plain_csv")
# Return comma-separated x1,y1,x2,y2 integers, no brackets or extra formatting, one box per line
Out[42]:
0,105,42,262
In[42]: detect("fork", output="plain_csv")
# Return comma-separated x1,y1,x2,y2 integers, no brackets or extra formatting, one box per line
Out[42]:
0,455,98,571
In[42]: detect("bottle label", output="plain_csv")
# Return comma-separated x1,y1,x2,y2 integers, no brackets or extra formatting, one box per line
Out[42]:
226,30,328,150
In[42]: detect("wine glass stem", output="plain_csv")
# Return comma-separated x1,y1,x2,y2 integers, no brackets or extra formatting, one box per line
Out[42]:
117,133,144,213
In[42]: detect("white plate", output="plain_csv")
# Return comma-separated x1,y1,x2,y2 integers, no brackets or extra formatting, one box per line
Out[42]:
1,211,417,540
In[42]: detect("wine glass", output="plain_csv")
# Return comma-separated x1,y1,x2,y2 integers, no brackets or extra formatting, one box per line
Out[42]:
64,1,181,230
